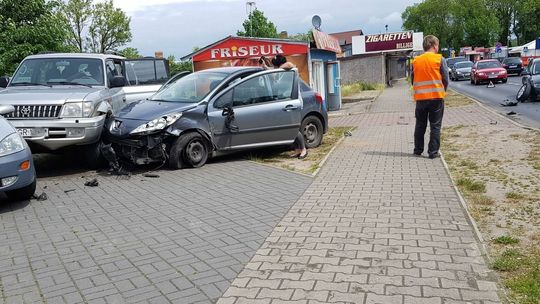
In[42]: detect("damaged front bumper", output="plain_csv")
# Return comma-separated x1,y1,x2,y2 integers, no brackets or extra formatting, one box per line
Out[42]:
106,134,169,165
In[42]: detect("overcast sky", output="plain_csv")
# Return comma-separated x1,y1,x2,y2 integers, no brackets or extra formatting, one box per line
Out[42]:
110,0,419,59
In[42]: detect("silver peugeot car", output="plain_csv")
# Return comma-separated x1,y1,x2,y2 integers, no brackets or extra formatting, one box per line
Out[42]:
104,67,328,169
0,105,36,201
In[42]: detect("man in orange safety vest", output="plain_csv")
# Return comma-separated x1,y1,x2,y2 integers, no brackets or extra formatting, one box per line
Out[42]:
411,35,449,159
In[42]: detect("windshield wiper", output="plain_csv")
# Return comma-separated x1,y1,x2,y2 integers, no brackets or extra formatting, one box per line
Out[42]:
11,82,52,87
47,81,92,88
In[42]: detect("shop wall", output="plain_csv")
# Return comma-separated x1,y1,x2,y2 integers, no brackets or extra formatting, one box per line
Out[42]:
338,54,385,85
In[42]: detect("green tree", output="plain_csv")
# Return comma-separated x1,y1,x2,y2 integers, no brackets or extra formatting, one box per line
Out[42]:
289,31,314,42
402,0,458,49
402,0,500,50
237,10,278,38
87,0,131,53
454,0,500,47
119,47,141,59
488,0,519,46
167,55,192,75
0,0,70,75
514,0,540,44
62,0,92,52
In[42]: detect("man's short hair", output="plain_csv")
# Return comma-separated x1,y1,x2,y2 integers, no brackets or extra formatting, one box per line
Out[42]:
423,35,439,51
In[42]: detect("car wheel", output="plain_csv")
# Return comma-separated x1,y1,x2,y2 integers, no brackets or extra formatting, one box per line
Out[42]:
470,78,474,84
302,116,323,149
516,84,531,102
502,79,507,84
169,132,209,169
6,179,36,201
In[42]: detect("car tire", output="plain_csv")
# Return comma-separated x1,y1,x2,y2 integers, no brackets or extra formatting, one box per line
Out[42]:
516,84,531,102
169,132,209,169
502,79,507,84
80,142,106,169
470,78,474,84
5,179,36,202
302,116,323,149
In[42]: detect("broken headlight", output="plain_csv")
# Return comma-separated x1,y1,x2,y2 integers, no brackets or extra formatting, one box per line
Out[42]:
130,113,183,135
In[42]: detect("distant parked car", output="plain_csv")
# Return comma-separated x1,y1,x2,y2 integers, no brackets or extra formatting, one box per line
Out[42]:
104,67,328,169
471,60,507,85
450,61,473,81
0,105,36,201
446,57,468,76
516,58,540,102
501,57,524,75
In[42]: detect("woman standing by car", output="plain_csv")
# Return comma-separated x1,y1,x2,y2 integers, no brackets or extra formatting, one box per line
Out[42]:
260,55,308,159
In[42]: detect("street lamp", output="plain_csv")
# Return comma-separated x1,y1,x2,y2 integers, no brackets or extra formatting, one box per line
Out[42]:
246,1,256,37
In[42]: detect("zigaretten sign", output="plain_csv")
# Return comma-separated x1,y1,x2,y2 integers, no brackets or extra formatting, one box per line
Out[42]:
193,37,309,62
365,31,413,52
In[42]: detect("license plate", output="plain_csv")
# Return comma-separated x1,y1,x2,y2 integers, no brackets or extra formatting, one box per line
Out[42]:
17,128,33,137
489,75,497,79
509,65,517,68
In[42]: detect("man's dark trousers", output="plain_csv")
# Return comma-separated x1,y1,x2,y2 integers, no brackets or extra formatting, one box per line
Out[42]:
414,99,444,156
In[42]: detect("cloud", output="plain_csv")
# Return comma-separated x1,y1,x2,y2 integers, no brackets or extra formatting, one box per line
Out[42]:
111,0,240,12
368,11,402,25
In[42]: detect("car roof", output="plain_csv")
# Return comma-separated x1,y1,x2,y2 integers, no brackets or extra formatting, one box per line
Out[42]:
477,59,499,63
196,67,264,75
24,53,125,60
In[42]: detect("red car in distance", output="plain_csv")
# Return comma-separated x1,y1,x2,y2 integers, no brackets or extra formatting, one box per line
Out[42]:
470,59,508,85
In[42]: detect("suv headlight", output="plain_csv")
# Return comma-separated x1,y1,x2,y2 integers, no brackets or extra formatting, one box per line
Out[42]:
130,113,183,135
0,133,25,157
60,102,93,118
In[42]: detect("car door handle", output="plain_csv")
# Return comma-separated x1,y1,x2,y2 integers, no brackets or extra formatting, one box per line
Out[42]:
282,105,299,111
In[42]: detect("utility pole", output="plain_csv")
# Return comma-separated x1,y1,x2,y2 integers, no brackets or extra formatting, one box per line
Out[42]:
246,1,256,37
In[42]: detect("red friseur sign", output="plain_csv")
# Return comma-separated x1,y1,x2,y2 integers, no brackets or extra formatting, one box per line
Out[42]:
312,30,342,53
365,31,413,52
193,37,309,62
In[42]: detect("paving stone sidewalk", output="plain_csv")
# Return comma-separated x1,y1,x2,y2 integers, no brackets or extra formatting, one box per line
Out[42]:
217,81,502,304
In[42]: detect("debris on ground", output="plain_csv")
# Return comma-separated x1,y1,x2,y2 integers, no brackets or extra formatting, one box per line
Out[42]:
344,131,353,137
64,189,76,193
101,143,121,172
33,192,48,201
142,173,160,178
84,178,99,187
489,120,498,125
506,111,517,116
500,99,518,107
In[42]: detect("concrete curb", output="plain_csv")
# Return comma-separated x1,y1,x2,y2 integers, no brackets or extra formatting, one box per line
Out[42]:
439,152,510,303
449,88,540,132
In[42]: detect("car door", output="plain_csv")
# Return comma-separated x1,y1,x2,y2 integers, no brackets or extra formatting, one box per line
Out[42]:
207,70,302,150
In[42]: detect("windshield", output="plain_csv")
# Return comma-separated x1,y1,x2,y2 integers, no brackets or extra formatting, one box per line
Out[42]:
455,62,473,69
151,72,227,103
531,62,540,75
10,58,104,87
477,61,501,69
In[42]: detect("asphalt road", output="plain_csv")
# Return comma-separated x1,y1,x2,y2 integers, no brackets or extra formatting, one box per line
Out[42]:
449,75,540,129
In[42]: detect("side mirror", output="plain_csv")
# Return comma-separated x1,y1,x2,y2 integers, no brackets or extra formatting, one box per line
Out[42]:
110,76,127,88
0,76,9,88
0,105,15,115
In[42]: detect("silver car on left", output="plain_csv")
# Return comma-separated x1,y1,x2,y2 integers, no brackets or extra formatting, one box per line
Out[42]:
0,105,36,201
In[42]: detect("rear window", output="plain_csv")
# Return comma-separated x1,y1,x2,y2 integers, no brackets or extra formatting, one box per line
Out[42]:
503,58,521,64
447,57,467,66
125,59,169,85
299,80,312,92
455,62,473,68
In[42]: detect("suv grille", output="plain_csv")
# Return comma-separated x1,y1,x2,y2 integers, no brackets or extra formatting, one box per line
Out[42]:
4,105,62,119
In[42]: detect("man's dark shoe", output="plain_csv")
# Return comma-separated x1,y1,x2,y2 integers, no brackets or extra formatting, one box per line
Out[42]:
429,153,440,159
413,151,422,156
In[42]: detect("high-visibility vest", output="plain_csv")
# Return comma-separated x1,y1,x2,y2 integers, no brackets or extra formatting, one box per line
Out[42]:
412,52,446,101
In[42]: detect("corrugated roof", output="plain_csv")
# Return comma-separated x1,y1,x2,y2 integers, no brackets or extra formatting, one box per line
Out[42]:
329,30,363,45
